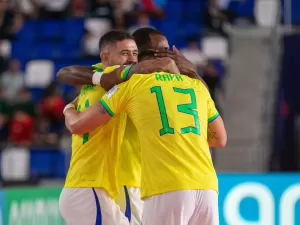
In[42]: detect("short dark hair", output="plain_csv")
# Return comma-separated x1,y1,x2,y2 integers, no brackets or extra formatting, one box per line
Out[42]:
99,30,134,52
138,49,156,61
132,27,163,53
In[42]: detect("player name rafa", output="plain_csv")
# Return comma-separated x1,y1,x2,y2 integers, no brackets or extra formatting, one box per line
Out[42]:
155,73,184,82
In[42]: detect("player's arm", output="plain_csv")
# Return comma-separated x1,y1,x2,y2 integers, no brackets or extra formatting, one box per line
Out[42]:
207,96,227,148
126,57,180,79
208,116,227,148
57,66,94,86
64,83,129,134
64,99,112,135
154,47,208,88
99,57,179,90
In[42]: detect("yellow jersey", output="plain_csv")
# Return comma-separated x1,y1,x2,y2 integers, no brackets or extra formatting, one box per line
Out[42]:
100,72,219,199
65,63,141,197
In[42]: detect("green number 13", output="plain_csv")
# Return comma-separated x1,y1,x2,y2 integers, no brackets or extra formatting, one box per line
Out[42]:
150,86,200,136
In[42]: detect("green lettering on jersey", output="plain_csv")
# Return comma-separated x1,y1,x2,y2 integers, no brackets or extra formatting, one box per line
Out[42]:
175,75,183,81
155,73,183,82
155,74,164,81
162,74,171,81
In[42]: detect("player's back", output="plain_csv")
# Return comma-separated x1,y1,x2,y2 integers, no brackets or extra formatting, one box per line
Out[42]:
119,73,219,199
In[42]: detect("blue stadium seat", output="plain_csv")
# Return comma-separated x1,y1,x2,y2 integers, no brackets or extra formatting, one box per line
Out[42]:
11,40,32,63
150,19,162,30
54,59,74,75
74,58,99,66
228,0,255,20
180,23,202,38
30,149,66,178
212,59,225,78
164,0,182,21
38,20,65,40
160,21,179,45
29,88,44,103
181,2,203,23
60,43,82,59
34,42,61,59
64,19,85,44
62,84,76,96
15,21,37,42
292,0,300,25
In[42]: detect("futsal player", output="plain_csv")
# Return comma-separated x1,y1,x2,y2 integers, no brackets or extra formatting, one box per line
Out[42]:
63,55,227,225
59,30,141,225
58,27,205,224
57,28,206,90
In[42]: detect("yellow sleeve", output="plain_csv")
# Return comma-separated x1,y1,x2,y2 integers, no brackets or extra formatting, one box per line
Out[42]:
92,63,103,72
103,65,120,73
99,82,130,117
208,97,219,123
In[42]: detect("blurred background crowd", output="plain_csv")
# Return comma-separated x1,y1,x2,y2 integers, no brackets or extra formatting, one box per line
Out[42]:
0,0,299,185
1,0,300,224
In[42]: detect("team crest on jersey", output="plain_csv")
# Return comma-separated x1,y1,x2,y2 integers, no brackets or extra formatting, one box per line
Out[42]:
105,85,118,99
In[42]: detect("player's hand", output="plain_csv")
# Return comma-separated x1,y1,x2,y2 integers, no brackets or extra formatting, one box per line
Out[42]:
129,57,180,76
100,66,127,91
155,45,197,78
71,96,79,108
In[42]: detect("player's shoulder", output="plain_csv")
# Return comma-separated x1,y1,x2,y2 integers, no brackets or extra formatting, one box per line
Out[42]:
79,85,105,98
183,76,211,96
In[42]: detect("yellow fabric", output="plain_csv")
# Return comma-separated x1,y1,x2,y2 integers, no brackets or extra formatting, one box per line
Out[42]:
65,64,141,197
100,72,219,199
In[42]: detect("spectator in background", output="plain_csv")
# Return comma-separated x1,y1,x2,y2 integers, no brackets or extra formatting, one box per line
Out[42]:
139,0,165,19
128,12,154,34
72,0,85,18
204,0,230,39
9,89,35,147
0,0,23,40
181,37,220,102
39,0,70,20
33,116,59,147
0,87,11,143
122,0,137,27
9,105,34,147
34,82,64,147
181,37,208,71
89,0,115,26
202,61,219,102
113,0,125,30
39,81,65,128
9,0,39,20
0,59,24,102
0,42,8,74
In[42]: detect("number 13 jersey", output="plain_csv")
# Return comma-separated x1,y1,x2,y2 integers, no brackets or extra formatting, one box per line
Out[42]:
100,72,220,199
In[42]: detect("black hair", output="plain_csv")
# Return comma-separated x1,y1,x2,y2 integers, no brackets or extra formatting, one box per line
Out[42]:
132,27,163,53
99,30,134,52
138,49,156,61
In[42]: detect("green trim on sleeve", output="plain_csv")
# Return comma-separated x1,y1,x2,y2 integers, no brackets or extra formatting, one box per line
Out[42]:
92,63,103,72
100,99,115,117
121,66,132,80
208,112,219,123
